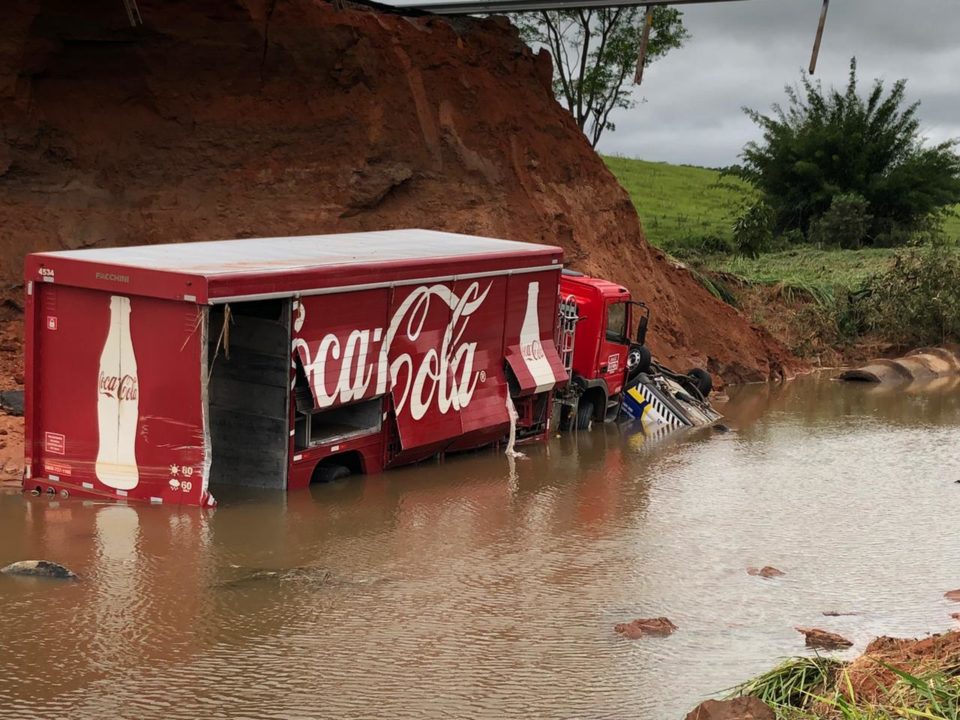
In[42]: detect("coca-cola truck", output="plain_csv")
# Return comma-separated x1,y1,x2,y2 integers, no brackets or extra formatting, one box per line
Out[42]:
22,230,572,506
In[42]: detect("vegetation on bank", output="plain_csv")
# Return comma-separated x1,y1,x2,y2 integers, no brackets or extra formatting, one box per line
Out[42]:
604,61,960,358
728,652,960,719
604,156,960,357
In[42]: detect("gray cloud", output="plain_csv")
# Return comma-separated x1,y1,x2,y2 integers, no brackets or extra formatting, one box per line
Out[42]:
597,0,960,167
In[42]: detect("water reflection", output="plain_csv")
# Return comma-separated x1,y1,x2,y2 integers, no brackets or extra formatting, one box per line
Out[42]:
1,372,959,719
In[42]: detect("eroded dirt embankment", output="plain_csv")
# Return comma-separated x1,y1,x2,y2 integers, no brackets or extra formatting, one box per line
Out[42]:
0,0,800,406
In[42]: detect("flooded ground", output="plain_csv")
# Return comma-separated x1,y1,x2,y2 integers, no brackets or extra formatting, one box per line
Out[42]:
2,372,960,719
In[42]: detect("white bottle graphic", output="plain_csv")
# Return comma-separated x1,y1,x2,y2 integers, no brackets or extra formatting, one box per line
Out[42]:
95,295,140,490
520,282,556,393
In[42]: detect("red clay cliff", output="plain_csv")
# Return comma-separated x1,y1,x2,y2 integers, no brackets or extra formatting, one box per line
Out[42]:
0,0,799,401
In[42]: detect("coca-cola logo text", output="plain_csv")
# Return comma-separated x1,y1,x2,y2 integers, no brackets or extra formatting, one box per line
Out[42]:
99,372,139,400
293,282,490,420
521,339,544,361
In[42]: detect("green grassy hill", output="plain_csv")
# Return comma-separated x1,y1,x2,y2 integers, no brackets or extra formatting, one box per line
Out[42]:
604,155,960,291
603,156,753,252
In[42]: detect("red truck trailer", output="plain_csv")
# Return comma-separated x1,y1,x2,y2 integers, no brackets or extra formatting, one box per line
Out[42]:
22,230,569,506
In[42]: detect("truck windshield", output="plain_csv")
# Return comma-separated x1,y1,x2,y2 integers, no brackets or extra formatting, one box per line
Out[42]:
606,302,628,343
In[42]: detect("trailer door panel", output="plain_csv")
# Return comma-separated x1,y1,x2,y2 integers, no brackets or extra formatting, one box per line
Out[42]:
33,285,209,505
450,276,510,436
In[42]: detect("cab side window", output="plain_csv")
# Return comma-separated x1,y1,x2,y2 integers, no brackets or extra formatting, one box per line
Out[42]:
606,302,627,343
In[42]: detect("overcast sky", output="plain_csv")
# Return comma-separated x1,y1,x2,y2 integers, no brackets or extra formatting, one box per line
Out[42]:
596,0,960,167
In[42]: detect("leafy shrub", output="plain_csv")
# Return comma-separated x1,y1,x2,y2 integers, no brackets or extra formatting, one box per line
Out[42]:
873,213,945,248
737,58,960,243
808,192,873,248
732,200,774,257
863,241,960,344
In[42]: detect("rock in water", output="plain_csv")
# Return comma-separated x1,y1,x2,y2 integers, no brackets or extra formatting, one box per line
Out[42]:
0,560,77,579
614,617,678,639
218,566,333,589
747,566,785,578
0,390,24,417
795,627,853,649
685,697,775,720
945,589,960,602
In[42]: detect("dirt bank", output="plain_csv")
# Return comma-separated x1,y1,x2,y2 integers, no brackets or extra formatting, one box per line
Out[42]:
722,630,960,719
0,0,800,398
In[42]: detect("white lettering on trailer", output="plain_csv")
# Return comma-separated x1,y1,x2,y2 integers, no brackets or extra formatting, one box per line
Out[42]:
294,281,490,421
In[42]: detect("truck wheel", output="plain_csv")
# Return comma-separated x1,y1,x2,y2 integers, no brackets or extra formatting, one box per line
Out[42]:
311,463,351,484
627,344,652,378
575,398,594,431
686,368,713,397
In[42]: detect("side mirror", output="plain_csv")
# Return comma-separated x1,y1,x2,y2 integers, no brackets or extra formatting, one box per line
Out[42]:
637,315,648,346
634,302,650,346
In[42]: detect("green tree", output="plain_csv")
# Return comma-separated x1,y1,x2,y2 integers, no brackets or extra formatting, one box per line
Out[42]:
737,59,960,242
515,8,688,148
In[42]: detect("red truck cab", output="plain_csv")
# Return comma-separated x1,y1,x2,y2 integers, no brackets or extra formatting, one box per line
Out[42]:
558,270,648,429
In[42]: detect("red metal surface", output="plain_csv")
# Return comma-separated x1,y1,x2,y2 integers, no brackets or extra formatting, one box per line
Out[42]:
287,433,385,491
559,274,632,391
26,284,210,505
291,267,566,473
25,255,208,304
24,231,568,506
23,281,38,485
292,273,565,454
505,340,566,397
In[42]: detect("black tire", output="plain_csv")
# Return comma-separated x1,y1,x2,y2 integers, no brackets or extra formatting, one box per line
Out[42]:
311,463,351,484
686,368,713,397
626,344,652,379
575,398,594,430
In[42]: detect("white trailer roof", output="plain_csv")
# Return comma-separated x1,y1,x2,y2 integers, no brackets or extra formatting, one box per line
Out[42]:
33,229,557,276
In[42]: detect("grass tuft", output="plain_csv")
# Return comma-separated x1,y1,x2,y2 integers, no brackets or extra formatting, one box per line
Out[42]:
728,656,842,711
731,658,960,720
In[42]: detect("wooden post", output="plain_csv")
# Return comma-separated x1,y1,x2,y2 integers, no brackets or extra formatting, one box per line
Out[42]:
634,6,655,85
809,0,830,74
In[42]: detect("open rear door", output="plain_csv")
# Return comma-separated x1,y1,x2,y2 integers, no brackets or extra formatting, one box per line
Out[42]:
504,275,568,396
32,285,211,505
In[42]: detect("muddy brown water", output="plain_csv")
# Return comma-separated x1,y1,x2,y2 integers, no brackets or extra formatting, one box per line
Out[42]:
2,373,960,720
